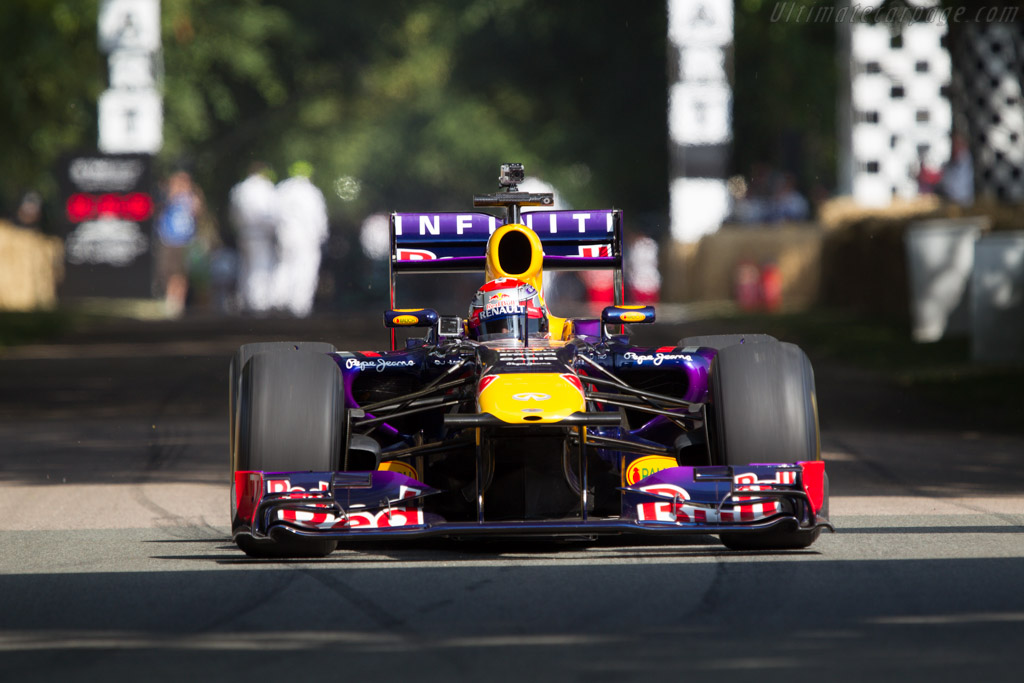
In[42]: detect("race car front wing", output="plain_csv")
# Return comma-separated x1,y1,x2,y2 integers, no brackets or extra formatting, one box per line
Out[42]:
232,461,832,543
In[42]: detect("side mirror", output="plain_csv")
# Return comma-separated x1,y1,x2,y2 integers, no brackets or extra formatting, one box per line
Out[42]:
384,308,439,328
601,305,655,341
601,305,655,325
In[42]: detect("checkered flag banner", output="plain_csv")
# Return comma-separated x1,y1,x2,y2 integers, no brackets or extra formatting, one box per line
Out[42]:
953,21,1024,203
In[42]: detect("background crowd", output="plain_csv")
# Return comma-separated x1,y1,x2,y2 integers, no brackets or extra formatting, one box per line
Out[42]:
151,162,328,319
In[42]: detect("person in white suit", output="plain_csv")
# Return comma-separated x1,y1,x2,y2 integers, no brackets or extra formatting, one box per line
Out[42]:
229,162,280,314
273,161,329,317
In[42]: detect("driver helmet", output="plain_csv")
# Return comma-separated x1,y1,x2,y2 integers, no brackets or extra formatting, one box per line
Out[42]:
467,277,549,342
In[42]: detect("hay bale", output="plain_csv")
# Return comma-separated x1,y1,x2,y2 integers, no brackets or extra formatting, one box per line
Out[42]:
817,195,945,232
660,223,824,310
0,221,64,311
818,198,1000,321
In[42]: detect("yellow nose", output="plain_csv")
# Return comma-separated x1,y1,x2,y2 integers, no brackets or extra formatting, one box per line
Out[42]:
478,373,585,424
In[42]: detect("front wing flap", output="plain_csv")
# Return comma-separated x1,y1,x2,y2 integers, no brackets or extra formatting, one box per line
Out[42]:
622,461,829,528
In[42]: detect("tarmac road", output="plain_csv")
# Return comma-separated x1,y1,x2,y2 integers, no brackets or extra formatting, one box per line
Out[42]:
1,314,1022,682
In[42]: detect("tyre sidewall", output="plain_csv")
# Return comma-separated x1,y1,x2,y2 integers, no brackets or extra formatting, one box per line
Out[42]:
237,350,344,473
710,341,819,466
230,342,337,472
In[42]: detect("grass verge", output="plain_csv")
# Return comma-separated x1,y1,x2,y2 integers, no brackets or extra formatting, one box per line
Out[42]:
0,310,75,348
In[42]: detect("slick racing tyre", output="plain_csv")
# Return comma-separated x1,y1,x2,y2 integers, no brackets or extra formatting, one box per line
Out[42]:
234,349,344,558
229,341,336,471
678,334,777,350
708,341,822,551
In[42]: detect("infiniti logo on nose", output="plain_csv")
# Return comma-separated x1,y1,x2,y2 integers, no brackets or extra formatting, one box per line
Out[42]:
512,392,550,401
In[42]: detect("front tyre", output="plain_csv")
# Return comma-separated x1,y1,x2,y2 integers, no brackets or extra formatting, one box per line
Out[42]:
229,341,336,472
709,341,823,550
234,350,344,558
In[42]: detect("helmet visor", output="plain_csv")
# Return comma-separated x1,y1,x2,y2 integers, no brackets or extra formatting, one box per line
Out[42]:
477,312,527,342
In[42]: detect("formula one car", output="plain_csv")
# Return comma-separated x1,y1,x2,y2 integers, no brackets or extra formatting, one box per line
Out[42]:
229,163,832,557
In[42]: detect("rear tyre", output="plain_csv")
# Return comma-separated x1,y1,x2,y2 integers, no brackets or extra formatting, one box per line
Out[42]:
234,350,344,558
708,341,822,550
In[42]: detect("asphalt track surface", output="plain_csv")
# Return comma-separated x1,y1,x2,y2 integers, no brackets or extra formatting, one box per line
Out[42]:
1,313,1022,682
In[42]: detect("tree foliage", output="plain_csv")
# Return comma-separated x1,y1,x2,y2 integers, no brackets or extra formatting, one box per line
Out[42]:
0,0,669,232
173,0,670,230
0,0,103,211
733,0,838,194
6,1,1020,236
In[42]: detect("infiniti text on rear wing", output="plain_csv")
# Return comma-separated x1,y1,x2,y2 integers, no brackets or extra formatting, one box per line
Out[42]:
389,210,623,274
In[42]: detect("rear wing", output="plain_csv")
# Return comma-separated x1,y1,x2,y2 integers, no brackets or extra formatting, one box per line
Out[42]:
389,210,623,275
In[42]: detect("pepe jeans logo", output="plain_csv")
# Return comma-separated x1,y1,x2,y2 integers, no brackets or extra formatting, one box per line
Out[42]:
345,357,416,372
622,351,692,366
512,393,550,402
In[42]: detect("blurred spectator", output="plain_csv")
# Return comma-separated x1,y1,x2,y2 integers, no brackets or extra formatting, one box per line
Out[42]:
769,173,810,222
941,133,974,207
273,161,329,317
12,191,45,231
731,167,810,224
229,162,279,314
581,268,615,315
625,230,661,303
207,246,239,314
358,213,390,261
916,148,942,195
154,170,204,317
186,205,222,311
732,163,773,223
727,175,754,222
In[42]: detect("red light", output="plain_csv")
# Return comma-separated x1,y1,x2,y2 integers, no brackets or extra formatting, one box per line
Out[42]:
65,192,156,223
66,193,94,222
96,193,121,217
122,193,154,221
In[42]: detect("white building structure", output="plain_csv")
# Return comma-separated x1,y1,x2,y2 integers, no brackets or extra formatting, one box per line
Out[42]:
667,0,733,243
